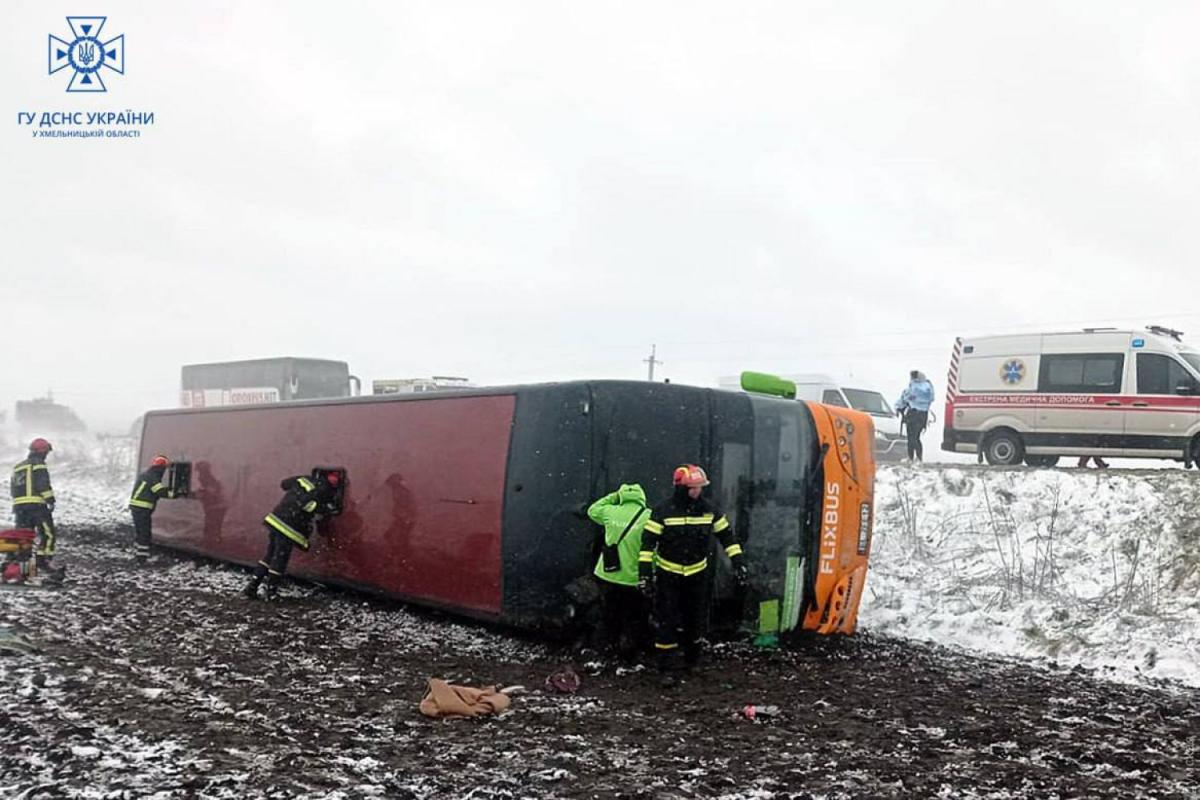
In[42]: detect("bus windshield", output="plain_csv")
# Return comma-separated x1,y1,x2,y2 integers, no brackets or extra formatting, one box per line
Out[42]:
842,388,893,416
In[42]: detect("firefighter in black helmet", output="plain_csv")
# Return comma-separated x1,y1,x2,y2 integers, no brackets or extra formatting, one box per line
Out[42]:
243,472,340,600
10,438,60,577
639,464,747,685
128,455,178,562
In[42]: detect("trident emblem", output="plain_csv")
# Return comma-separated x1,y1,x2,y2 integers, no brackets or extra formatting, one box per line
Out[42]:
48,16,125,92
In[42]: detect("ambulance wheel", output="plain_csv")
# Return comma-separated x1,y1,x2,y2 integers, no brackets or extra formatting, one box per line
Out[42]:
983,430,1024,466
1024,455,1059,468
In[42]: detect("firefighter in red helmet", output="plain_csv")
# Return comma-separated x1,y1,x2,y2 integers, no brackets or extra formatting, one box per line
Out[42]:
243,471,341,600
10,438,61,578
128,455,179,563
639,464,747,685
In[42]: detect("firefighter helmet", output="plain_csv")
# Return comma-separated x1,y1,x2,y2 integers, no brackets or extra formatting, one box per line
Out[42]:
151,455,169,467
28,438,52,455
672,464,709,488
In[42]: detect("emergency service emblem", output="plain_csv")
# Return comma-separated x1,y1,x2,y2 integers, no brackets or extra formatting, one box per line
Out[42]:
48,17,125,93
1000,359,1026,385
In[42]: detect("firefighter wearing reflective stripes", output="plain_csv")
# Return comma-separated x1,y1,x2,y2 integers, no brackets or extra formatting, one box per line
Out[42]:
639,465,747,678
128,456,175,561
11,438,57,570
243,474,338,600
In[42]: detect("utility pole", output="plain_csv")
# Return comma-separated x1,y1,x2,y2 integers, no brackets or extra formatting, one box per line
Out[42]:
644,344,662,381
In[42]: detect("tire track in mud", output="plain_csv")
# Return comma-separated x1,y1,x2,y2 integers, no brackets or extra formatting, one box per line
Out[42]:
0,527,1197,799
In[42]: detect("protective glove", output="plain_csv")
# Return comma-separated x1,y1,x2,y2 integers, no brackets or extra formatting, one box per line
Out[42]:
734,563,749,589
46,501,56,513
638,574,654,599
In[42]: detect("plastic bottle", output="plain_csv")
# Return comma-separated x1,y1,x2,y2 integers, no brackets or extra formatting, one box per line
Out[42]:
742,704,780,720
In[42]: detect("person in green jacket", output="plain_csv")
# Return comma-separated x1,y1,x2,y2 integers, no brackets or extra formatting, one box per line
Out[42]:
586,483,651,660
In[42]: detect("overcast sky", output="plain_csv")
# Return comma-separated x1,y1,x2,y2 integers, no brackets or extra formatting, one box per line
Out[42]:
5,1,1200,432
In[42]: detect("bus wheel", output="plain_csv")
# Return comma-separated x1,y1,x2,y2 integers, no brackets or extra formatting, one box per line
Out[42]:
1024,455,1060,468
984,430,1024,466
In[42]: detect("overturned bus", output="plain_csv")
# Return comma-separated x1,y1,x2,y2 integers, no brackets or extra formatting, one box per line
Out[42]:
139,380,875,636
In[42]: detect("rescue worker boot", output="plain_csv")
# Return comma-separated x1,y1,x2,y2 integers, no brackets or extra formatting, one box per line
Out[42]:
657,648,683,688
242,578,262,600
36,556,65,585
263,576,282,602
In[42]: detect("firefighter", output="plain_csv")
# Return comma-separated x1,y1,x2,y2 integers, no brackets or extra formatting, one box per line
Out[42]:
242,472,340,600
639,464,747,685
10,438,60,577
128,455,178,562
586,483,651,660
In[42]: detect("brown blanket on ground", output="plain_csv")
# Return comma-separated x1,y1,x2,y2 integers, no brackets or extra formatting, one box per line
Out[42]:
419,679,511,719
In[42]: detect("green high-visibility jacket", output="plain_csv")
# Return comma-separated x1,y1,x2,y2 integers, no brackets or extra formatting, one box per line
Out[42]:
586,483,649,587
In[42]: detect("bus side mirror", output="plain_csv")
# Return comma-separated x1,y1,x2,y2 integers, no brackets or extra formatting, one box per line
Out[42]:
168,462,192,497
311,466,347,515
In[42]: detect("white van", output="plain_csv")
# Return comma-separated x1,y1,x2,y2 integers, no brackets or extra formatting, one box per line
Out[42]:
719,373,906,460
943,326,1200,466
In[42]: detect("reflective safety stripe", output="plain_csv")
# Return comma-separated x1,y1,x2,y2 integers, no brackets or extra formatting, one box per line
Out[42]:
638,550,655,563
656,556,708,576
36,521,55,556
302,500,317,513
129,499,154,509
264,514,309,549
642,519,664,534
31,465,48,471
150,483,165,492
654,642,679,650
40,490,55,499
12,464,40,504
725,543,743,558
257,560,270,569
297,477,315,492
713,516,730,533
663,515,715,526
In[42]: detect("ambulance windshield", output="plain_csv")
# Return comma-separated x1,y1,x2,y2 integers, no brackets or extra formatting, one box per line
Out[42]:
843,389,893,417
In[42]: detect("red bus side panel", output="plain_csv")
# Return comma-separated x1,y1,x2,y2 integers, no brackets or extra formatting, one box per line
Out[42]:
140,395,515,617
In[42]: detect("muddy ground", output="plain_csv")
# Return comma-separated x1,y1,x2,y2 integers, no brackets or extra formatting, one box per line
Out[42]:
1,527,1197,799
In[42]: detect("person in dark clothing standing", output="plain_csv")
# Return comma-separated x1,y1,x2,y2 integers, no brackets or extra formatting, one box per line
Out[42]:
243,472,340,600
128,455,180,562
639,464,747,685
10,438,59,576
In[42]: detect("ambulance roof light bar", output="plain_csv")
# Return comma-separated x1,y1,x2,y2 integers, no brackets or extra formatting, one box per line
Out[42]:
1147,325,1184,341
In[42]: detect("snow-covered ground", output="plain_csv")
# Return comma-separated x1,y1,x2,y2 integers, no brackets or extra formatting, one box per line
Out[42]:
5,438,1199,689
862,464,1200,688
2,440,1197,797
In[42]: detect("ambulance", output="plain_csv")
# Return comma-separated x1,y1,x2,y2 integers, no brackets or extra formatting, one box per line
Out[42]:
942,326,1200,466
